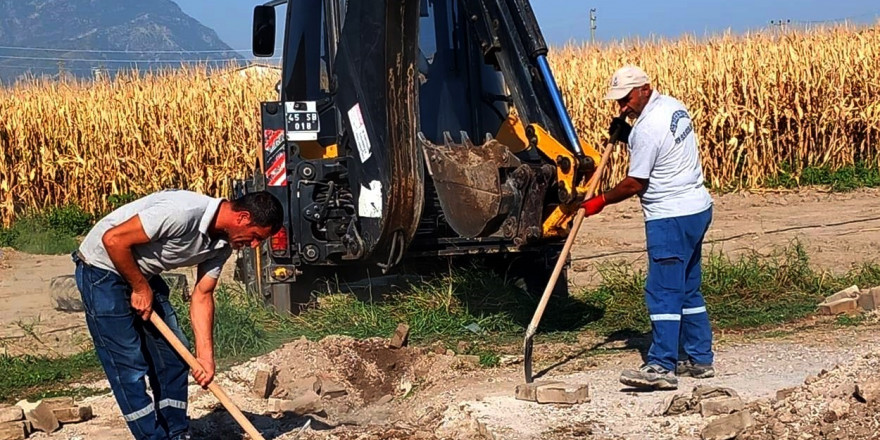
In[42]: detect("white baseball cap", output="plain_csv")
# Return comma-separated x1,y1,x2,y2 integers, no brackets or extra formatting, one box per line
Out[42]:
604,65,650,100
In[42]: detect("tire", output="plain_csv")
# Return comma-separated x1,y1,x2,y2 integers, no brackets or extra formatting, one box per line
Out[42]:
50,275,84,312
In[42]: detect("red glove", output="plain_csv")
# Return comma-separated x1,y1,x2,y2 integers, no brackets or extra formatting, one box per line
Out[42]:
582,194,607,217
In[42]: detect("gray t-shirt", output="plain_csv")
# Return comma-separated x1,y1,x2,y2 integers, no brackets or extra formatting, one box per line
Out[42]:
79,189,232,279
627,91,713,221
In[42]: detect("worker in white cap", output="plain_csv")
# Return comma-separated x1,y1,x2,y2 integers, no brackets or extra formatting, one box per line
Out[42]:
581,65,716,391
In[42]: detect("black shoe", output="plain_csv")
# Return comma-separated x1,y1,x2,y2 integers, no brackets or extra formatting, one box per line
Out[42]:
675,359,715,378
619,364,678,390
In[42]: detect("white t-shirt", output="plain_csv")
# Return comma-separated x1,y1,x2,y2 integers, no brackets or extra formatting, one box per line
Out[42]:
79,190,232,279
627,91,713,221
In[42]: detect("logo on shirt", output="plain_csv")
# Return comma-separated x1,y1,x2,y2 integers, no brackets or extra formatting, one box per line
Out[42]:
670,110,693,145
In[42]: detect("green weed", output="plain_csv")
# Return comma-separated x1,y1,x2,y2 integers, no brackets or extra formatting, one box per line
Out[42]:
763,162,880,191
0,352,101,403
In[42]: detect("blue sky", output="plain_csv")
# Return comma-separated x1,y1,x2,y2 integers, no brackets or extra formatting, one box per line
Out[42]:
175,0,880,55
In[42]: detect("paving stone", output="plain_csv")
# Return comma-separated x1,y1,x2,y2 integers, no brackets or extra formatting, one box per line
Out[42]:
51,406,93,424
40,397,74,412
0,421,26,440
316,375,347,398
267,391,323,416
389,323,410,349
514,381,562,402
701,411,754,440
818,298,857,315
823,285,860,303
0,406,23,424
535,382,589,404
251,368,277,399
15,400,59,433
699,396,744,417
857,286,880,310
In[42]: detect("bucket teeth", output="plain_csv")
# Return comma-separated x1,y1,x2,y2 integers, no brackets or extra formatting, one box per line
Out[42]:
443,131,455,148
418,131,524,238
459,131,474,148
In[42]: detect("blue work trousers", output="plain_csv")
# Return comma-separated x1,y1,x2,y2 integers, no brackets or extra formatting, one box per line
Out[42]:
73,252,190,440
644,207,714,371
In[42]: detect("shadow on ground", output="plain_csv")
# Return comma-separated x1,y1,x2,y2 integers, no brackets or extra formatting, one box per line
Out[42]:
533,329,652,380
191,408,334,439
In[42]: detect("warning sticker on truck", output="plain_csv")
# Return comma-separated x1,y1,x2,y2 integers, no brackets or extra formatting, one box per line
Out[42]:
358,180,383,218
347,103,372,163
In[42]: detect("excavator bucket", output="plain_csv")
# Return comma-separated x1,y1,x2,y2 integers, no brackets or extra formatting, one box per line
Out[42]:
419,131,528,238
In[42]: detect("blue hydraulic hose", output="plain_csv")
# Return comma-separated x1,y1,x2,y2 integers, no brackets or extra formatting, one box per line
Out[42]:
535,55,583,156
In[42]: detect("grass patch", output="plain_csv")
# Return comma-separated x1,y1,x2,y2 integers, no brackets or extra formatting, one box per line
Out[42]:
170,284,302,368
0,204,92,255
764,162,880,191
835,313,867,327
28,386,111,402
0,352,101,403
578,241,880,334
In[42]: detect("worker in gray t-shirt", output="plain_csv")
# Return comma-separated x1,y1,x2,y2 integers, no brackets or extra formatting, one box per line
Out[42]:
72,189,282,440
581,66,715,392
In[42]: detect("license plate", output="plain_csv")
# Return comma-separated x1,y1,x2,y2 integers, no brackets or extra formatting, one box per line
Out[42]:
284,101,320,141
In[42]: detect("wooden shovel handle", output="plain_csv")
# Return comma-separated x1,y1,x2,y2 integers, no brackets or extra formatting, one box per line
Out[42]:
149,314,266,440
524,137,616,337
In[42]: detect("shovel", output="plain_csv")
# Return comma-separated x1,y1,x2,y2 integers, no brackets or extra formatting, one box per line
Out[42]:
150,314,266,440
522,121,624,383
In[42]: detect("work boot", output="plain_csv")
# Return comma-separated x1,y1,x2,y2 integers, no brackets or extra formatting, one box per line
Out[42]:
675,359,715,378
619,364,678,390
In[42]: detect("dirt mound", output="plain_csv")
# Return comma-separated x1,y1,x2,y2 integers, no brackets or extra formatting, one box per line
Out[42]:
319,336,423,404
212,334,482,439
740,352,880,440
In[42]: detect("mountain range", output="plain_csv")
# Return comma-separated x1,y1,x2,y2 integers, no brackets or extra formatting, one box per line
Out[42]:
0,0,244,84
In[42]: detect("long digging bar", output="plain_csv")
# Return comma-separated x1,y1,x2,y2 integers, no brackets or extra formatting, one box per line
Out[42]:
149,313,266,440
523,120,624,383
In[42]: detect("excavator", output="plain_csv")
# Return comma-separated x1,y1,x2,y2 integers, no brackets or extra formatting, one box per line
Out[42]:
233,0,602,312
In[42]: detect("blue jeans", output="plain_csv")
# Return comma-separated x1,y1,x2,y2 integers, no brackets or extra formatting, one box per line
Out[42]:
73,252,190,440
644,208,714,371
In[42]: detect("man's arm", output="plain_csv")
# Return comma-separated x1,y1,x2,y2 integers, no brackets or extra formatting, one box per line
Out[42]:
582,176,648,216
603,176,648,204
102,215,153,320
189,272,218,388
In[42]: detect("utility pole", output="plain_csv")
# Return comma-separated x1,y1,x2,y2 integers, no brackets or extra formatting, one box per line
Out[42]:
589,8,597,44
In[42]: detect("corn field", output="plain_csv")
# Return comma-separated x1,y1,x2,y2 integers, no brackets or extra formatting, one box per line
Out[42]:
0,65,277,225
555,25,880,190
2,24,880,225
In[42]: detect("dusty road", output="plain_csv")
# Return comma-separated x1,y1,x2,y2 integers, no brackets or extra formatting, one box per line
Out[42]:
2,188,880,439
24,320,880,439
